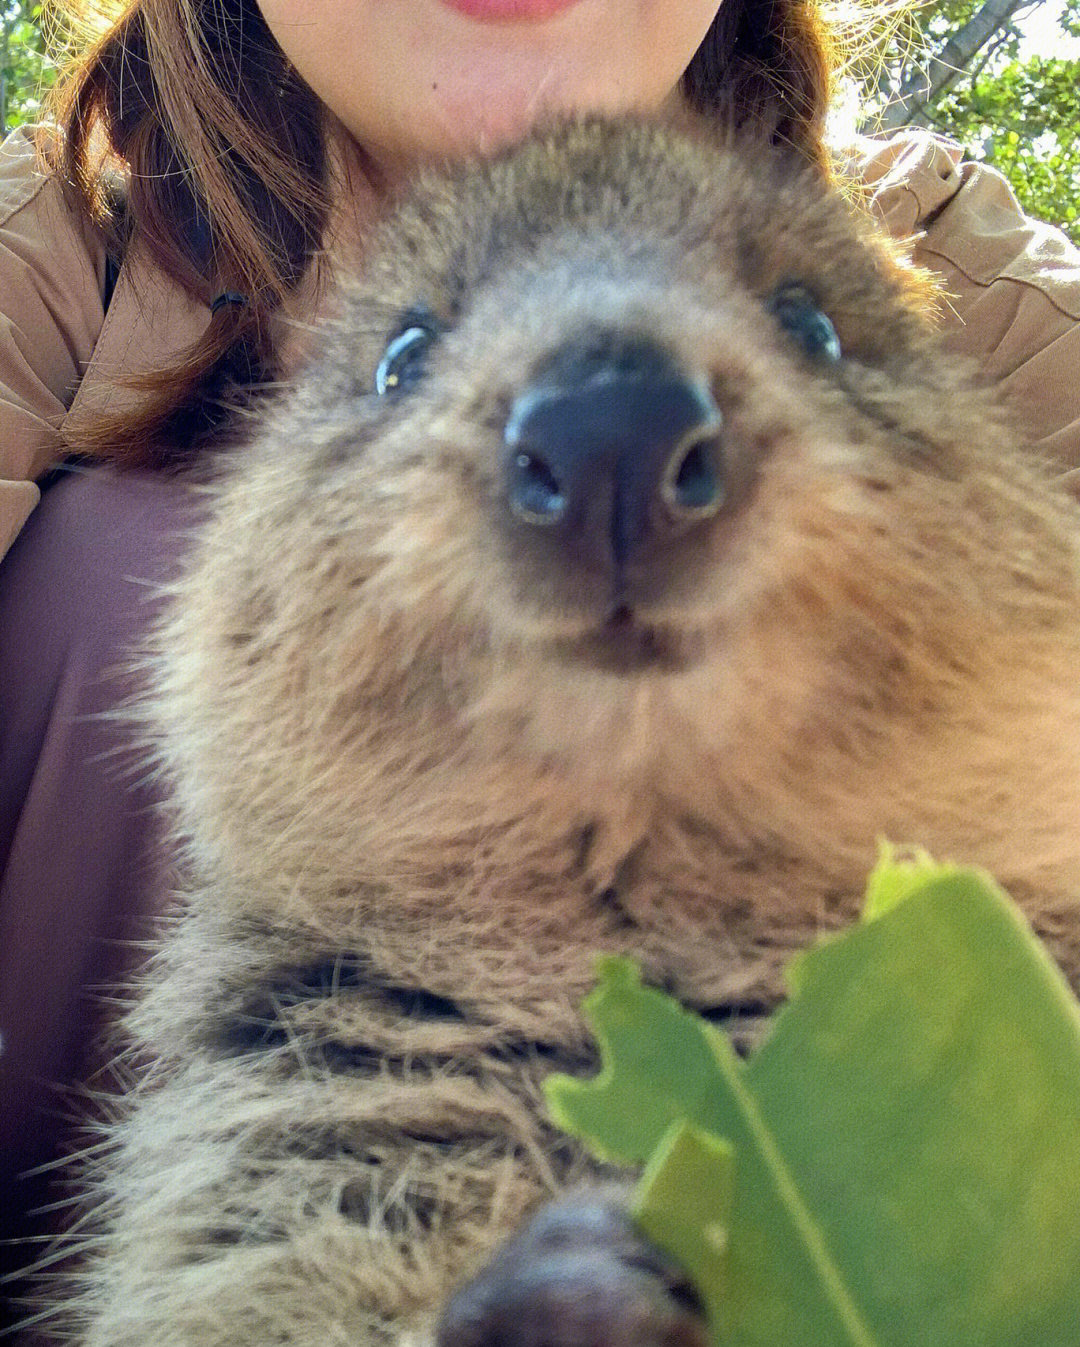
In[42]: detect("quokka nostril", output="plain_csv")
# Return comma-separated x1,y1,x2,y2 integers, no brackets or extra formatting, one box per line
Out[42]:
508,450,567,525
662,432,725,516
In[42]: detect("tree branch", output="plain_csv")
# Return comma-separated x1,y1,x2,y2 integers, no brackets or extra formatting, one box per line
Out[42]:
875,0,1034,130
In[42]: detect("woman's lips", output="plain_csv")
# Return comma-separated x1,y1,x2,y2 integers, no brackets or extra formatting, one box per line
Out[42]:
435,0,585,21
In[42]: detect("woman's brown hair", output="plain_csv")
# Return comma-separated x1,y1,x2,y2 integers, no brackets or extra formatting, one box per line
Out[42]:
45,0,835,468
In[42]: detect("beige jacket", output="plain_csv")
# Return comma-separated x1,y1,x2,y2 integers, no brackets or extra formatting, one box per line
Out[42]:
1,122,1079,561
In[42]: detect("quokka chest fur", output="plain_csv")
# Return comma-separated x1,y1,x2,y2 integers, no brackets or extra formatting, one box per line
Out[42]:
72,117,1080,1347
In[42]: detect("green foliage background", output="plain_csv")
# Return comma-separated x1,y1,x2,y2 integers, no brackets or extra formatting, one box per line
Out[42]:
1,0,1078,240
1,3,52,132
852,0,1080,240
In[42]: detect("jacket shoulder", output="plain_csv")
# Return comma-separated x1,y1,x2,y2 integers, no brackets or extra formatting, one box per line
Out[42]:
845,128,1080,479
848,128,1080,315
0,124,109,555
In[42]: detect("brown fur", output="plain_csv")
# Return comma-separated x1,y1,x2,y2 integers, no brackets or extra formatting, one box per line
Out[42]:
63,117,1080,1346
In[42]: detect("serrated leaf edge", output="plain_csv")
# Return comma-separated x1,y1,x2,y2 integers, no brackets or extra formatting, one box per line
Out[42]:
549,959,882,1344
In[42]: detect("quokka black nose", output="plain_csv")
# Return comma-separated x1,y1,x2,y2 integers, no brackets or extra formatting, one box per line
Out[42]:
503,337,724,565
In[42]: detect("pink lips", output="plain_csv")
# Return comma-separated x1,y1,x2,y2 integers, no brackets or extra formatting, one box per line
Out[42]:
436,0,585,20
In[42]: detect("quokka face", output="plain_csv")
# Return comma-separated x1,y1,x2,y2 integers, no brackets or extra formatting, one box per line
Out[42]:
160,115,1080,940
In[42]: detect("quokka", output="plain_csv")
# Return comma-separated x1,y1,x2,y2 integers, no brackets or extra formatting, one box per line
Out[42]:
64,116,1080,1347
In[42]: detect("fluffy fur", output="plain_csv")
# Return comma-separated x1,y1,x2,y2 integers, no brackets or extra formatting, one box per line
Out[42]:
65,117,1080,1346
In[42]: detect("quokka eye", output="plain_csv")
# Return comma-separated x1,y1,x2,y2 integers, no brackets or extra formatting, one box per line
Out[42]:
375,315,440,395
767,282,842,364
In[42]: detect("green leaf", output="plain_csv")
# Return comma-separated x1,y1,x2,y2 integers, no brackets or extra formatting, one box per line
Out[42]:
545,865,1080,1346
633,1121,735,1329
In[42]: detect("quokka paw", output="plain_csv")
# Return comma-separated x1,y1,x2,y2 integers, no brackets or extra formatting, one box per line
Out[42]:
435,1189,707,1347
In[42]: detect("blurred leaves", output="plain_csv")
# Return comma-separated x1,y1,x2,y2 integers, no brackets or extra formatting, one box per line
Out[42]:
855,0,1080,239
1,3,54,133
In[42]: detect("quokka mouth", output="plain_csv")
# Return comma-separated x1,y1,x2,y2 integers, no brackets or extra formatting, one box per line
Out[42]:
548,606,705,675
